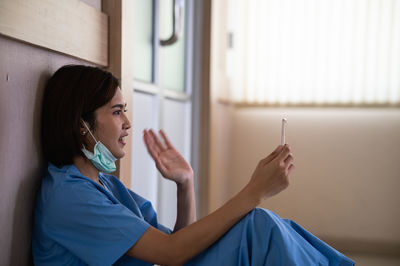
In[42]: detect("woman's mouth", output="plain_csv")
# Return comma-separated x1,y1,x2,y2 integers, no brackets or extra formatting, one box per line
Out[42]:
118,136,127,146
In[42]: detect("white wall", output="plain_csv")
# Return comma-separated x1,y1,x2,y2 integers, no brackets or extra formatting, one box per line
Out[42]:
229,108,400,243
209,0,400,256
209,104,400,254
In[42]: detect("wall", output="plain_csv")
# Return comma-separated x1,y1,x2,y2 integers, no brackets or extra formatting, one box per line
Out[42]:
208,102,233,212
228,108,400,254
209,105,400,257
208,0,233,212
209,0,400,259
0,35,91,265
0,1,101,265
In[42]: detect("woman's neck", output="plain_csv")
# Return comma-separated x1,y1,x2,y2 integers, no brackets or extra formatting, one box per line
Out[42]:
73,155,101,184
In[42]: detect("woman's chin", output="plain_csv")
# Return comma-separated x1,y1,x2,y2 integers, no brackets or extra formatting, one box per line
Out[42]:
114,150,125,159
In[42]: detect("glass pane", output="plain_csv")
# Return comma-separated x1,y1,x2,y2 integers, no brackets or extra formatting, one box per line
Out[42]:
133,0,153,82
131,92,159,209
159,0,186,92
158,99,191,227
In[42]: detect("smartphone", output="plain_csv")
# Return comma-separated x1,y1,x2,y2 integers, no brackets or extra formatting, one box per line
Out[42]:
281,118,287,146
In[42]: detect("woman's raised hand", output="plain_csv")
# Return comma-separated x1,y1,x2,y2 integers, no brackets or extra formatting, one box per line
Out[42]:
247,144,295,201
143,129,194,185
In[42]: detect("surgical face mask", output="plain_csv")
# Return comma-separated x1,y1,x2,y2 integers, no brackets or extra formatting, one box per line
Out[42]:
81,120,117,173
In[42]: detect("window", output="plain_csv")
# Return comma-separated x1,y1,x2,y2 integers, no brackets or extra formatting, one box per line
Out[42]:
131,0,194,228
226,0,400,106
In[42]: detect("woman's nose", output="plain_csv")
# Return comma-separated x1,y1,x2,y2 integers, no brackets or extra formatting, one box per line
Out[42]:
123,113,131,130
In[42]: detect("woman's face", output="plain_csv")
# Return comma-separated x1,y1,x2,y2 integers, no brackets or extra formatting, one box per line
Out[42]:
90,88,131,159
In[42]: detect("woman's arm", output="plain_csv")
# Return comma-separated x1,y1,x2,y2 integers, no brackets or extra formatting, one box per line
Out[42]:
174,176,196,231
128,183,259,265
129,135,294,265
143,129,197,231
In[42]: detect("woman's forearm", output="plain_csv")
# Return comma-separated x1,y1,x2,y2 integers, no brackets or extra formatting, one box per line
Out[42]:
169,184,260,264
173,177,197,232
128,184,259,265
128,145,293,265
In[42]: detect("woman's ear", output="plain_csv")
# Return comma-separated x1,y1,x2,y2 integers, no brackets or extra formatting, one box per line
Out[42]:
80,120,88,136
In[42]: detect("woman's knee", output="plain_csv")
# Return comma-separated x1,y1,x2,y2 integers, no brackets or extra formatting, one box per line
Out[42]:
253,208,280,219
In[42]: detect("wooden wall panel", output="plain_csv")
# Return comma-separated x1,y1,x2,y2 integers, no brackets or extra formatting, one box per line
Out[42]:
102,0,134,187
0,0,108,66
0,35,95,266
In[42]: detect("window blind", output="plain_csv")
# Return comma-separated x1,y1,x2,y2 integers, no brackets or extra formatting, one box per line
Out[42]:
226,0,400,105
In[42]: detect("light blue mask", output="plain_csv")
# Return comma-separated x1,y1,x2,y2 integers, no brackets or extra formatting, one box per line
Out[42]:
81,121,117,173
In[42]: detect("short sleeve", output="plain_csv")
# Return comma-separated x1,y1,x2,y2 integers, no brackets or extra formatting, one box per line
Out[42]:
127,189,172,234
44,181,150,266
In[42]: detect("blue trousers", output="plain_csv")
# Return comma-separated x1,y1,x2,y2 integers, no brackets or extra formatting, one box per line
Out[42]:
187,208,354,266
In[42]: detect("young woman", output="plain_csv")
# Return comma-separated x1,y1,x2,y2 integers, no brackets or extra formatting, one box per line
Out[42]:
33,65,354,265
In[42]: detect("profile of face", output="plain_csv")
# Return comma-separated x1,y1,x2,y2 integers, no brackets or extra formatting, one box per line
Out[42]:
83,89,131,160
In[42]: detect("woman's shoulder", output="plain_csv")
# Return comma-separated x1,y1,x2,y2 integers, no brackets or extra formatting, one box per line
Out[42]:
100,173,151,207
38,163,100,203
46,163,93,186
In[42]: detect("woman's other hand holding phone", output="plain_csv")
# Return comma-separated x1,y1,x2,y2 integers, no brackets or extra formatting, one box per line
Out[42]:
245,144,295,203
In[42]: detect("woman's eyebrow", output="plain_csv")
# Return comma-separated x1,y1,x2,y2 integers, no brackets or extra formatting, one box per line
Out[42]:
111,103,127,109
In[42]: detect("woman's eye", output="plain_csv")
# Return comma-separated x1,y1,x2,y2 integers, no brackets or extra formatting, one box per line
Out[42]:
124,109,128,113
113,110,121,115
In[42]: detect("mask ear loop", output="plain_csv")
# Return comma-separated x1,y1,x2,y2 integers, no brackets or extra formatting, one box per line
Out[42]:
81,120,98,143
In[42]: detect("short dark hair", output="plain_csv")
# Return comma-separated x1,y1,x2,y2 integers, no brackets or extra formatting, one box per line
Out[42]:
41,65,119,166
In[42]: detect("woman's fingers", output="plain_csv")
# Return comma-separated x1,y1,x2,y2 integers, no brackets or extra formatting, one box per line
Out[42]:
249,145,295,200
143,129,177,178
260,145,284,165
159,129,174,149
284,154,294,174
148,129,167,151
273,144,294,175
276,144,292,162
143,130,159,159
143,129,173,160
287,164,295,175
284,153,294,166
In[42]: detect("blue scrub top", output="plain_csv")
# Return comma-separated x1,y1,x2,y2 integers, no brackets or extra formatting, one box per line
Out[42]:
33,163,355,266
32,163,171,266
